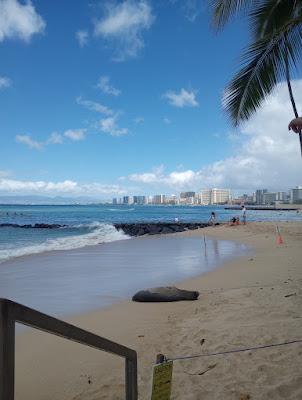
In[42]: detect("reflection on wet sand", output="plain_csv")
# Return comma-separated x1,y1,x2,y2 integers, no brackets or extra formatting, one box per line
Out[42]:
0,236,249,317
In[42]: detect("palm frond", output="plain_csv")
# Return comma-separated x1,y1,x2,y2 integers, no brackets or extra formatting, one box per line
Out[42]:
211,0,258,30
251,0,302,38
223,18,302,126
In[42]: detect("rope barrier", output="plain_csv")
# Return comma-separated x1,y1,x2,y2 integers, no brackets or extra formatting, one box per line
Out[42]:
166,338,302,362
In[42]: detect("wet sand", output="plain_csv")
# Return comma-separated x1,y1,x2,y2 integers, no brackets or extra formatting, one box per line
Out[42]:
1,235,247,316
12,222,302,399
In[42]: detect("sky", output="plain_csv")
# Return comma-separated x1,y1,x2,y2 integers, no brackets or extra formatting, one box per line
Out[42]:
0,0,302,200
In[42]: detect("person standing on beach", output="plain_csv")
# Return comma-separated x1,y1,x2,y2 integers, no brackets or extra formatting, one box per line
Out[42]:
209,211,216,226
241,205,247,225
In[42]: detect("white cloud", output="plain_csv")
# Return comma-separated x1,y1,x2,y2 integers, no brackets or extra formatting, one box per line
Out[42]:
0,170,11,178
99,115,128,136
128,166,197,187
0,0,45,42
171,0,204,22
125,81,302,191
128,172,158,183
64,129,86,141
94,0,155,61
163,117,171,124
127,165,164,183
134,116,144,124
76,96,113,115
16,134,43,150
0,178,126,195
163,88,199,108
97,75,121,96
46,132,63,144
16,129,86,149
76,30,89,47
183,0,201,22
0,76,11,89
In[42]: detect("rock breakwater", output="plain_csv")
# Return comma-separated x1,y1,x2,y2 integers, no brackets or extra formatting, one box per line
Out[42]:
0,223,66,229
114,222,209,236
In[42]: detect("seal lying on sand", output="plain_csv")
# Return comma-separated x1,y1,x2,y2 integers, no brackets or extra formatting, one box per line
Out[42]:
132,286,199,302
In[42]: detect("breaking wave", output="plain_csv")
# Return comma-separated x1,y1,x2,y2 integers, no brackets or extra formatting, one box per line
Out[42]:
0,222,129,263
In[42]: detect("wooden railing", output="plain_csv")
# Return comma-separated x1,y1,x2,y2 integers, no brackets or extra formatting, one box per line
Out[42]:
0,298,138,400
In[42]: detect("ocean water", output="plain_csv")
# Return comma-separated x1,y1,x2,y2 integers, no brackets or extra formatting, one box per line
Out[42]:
0,204,300,263
0,236,249,316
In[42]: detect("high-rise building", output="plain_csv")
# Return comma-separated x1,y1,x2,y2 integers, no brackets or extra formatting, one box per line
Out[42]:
133,196,146,205
153,195,164,204
263,192,277,205
212,188,231,204
276,192,287,202
179,191,195,204
200,188,231,205
195,193,203,205
112,198,118,205
255,189,268,204
290,186,302,204
180,191,195,199
123,196,129,204
200,189,211,205
165,195,178,205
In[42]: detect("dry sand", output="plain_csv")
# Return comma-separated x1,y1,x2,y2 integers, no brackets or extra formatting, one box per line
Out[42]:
15,221,302,399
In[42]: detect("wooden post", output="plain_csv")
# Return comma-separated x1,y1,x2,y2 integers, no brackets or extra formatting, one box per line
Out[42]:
125,356,138,400
0,300,15,400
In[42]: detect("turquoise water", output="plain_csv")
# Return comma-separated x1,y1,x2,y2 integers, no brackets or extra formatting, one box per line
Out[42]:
0,204,300,263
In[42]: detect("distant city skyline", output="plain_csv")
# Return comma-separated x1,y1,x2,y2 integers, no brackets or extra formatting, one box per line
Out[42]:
0,1,302,197
111,186,302,206
1,184,302,205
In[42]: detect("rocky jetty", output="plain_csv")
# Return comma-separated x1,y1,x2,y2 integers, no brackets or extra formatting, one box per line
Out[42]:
114,222,209,236
0,223,66,229
0,221,211,234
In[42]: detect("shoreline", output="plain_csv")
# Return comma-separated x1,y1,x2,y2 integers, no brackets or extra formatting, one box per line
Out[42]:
14,221,302,399
2,231,248,318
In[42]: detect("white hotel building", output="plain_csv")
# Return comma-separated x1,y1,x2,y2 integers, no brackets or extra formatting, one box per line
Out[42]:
200,188,231,205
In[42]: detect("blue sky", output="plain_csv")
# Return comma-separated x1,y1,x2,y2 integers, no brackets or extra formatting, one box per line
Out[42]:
0,0,301,199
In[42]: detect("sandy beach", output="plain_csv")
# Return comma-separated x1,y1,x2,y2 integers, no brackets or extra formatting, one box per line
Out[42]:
14,221,302,399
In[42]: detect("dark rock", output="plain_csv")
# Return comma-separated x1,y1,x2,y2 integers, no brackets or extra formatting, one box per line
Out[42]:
148,225,163,235
0,223,66,229
114,222,209,237
161,226,174,234
137,228,146,236
132,286,199,302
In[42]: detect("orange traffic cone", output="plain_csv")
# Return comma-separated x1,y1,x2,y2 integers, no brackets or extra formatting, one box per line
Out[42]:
277,235,284,245
276,225,284,245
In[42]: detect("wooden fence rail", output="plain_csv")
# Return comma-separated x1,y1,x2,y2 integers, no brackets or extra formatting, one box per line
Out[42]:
0,298,138,400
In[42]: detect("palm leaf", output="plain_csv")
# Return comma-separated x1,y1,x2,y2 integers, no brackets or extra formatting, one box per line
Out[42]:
211,0,258,30
223,18,302,126
251,0,302,38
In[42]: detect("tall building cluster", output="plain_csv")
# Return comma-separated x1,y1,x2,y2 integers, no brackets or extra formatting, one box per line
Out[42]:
112,186,302,206
233,186,302,205
112,188,232,205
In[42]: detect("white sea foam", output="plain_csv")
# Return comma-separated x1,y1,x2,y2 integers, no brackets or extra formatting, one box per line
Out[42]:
0,223,129,263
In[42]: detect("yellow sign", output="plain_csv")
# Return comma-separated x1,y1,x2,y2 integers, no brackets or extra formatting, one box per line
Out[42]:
151,361,173,400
